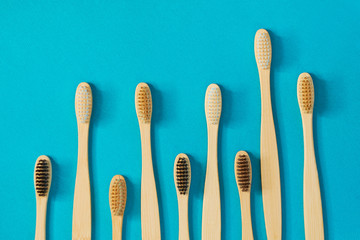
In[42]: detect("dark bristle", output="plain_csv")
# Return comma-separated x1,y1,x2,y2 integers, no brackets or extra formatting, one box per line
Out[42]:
35,159,50,196
236,154,251,192
176,157,189,195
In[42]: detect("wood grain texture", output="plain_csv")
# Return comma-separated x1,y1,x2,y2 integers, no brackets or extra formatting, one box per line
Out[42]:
112,217,124,240
73,82,92,240
140,125,161,239
202,84,221,240
239,194,253,240
255,29,282,240
135,83,161,240
35,197,48,240
302,116,324,240
177,197,190,240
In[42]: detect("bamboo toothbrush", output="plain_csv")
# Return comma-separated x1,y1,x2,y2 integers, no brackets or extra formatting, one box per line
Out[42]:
202,83,222,240
297,73,324,240
34,155,52,240
135,82,161,239
254,29,282,240
234,151,253,240
174,153,191,240
73,82,93,240
109,175,127,240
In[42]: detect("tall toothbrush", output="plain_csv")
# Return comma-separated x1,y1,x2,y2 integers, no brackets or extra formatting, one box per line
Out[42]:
254,29,282,239
297,73,324,240
34,155,52,240
73,82,92,240
202,84,222,240
135,83,161,239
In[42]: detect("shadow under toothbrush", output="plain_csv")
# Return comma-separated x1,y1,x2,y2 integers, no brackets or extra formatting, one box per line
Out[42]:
122,176,134,240
268,30,286,70
187,154,205,240
247,152,262,240
88,82,97,240
148,83,166,239
88,81,115,126
218,85,233,127
267,30,288,240
46,155,57,240
217,84,228,240
309,73,329,239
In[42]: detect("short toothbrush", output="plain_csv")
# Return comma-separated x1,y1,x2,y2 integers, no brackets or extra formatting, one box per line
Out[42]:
109,175,127,240
297,73,324,240
73,82,92,240
174,154,191,240
34,155,52,240
135,83,161,239
202,84,222,240
254,29,282,239
234,151,253,240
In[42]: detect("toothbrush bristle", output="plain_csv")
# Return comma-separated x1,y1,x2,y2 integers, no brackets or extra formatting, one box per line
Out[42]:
75,82,93,124
205,84,222,125
297,73,314,114
109,175,127,216
255,29,272,70
34,156,52,197
174,154,191,195
235,151,252,192
135,83,152,124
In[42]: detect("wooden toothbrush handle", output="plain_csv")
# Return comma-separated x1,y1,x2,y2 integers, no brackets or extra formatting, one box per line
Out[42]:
112,216,123,240
178,198,189,240
140,126,161,240
303,117,324,240
259,75,282,240
240,193,253,240
35,198,48,240
202,128,221,240
73,125,92,240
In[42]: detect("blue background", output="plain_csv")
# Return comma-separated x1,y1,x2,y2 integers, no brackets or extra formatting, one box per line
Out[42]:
0,0,359,239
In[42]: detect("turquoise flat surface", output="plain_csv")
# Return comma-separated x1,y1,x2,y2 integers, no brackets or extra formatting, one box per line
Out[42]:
1,1,359,239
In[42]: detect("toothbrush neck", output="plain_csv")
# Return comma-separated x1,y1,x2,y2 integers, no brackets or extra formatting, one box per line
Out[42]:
302,114,314,154
140,123,152,164
77,124,89,163
207,125,219,163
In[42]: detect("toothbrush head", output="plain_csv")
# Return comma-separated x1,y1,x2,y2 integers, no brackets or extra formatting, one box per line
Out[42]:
135,83,152,124
34,155,52,197
297,73,314,114
205,84,222,125
255,29,272,71
174,153,191,196
235,151,252,193
75,82,93,124
109,175,127,217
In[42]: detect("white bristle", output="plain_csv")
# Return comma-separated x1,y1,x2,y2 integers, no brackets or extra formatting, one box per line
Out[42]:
255,30,272,70
75,83,92,124
205,84,222,125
